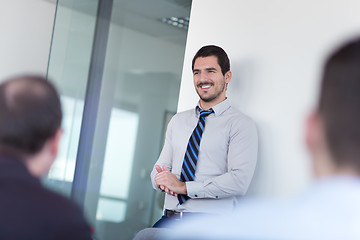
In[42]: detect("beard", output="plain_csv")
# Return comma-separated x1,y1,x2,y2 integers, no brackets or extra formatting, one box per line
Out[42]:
196,81,226,102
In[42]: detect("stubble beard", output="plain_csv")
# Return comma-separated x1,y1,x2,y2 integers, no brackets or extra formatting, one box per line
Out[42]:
197,81,226,103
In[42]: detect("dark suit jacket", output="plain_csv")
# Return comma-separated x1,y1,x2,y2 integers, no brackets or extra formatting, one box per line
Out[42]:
0,155,92,239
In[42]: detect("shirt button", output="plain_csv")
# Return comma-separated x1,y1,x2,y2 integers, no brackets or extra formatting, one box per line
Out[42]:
195,194,198,197
216,196,218,198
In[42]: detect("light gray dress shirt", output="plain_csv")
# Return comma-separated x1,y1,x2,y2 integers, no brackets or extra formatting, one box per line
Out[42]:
150,99,258,213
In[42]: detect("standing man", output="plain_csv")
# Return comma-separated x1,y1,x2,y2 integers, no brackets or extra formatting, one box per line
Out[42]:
167,37,360,239
0,75,92,239
151,45,258,227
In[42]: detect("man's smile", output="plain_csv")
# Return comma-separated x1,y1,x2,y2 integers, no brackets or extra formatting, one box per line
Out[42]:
198,82,214,89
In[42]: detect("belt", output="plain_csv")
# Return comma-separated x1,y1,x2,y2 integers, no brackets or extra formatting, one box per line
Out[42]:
164,209,191,219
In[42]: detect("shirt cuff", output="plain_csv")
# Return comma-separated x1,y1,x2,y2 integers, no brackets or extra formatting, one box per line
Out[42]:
186,181,204,198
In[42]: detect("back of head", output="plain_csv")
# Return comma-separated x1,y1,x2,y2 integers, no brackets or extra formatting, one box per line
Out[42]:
318,37,360,171
0,75,62,156
192,45,230,75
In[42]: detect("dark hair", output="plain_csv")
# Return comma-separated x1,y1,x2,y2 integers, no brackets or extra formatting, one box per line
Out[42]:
192,45,230,75
0,75,62,155
318,37,360,170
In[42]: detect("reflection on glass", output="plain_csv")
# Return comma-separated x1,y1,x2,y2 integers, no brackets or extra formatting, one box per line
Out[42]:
46,0,191,239
83,1,192,239
96,198,127,223
45,0,98,196
96,108,138,223
100,109,138,199
48,96,84,182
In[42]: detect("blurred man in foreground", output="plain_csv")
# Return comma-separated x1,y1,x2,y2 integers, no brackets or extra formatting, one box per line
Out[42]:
0,75,92,239
166,37,360,240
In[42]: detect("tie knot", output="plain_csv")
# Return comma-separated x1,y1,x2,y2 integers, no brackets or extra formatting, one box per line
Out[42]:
199,109,214,118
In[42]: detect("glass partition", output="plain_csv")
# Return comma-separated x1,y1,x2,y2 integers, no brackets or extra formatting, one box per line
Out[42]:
45,0,99,196
46,0,191,239
85,1,191,239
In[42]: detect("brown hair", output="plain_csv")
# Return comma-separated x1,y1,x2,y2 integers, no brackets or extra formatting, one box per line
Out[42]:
192,45,230,75
318,37,360,170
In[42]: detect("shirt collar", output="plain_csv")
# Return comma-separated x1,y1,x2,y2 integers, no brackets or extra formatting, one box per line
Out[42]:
195,98,231,117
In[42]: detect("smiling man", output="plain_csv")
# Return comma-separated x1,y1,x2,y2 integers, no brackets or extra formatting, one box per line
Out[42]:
160,36,360,240
150,45,258,227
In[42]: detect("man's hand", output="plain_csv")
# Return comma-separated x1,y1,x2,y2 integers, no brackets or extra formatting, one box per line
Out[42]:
155,165,187,196
155,166,168,192
155,165,177,196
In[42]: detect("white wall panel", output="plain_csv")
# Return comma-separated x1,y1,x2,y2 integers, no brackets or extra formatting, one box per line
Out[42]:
179,0,360,196
0,0,56,80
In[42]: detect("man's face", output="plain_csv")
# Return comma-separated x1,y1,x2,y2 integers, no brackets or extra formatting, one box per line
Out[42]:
193,56,231,106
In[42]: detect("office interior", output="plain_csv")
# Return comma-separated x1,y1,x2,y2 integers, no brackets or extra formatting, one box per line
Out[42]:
1,0,360,239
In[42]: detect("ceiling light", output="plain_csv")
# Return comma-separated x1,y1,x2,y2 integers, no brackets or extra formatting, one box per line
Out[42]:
160,17,190,30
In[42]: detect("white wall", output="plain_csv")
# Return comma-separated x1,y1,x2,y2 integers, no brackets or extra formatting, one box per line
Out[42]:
0,0,56,80
179,0,360,196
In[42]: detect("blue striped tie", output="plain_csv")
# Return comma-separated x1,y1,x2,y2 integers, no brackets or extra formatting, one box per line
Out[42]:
178,108,214,204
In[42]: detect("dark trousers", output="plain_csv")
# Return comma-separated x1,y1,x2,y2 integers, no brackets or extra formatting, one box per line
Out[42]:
153,210,209,228
152,215,170,228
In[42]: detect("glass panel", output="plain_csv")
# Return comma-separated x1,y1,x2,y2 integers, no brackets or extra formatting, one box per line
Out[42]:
96,198,127,223
44,0,99,196
49,96,84,182
100,108,139,200
83,0,192,239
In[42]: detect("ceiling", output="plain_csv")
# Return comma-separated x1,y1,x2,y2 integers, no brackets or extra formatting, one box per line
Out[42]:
45,0,192,45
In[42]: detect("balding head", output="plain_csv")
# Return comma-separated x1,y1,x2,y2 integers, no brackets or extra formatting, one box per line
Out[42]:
0,75,62,156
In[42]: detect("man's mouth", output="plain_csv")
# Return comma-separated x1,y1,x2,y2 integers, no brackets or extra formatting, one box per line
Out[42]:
198,83,213,89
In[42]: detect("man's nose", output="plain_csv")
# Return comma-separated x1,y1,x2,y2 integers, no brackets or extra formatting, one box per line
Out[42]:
198,72,209,81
